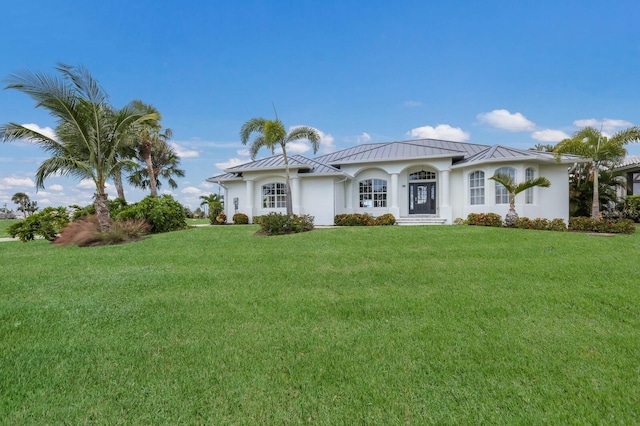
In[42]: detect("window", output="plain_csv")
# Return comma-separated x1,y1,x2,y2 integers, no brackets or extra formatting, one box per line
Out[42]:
359,179,387,208
495,167,515,204
409,171,436,180
262,183,286,208
525,168,535,204
469,171,485,205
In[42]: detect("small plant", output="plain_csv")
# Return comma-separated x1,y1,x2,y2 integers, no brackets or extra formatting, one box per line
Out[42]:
232,213,249,224
334,213,375,226
548,218,568,231
453,217,466,225
215,212,227,225
569,217,635,234
54,216,151,247
258,213,314,235
252,215,264,225
619,195,640,222
8,206,70,242
374,213,396,226
466,213,503,227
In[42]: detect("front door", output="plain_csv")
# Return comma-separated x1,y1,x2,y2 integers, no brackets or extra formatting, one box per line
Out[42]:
409,182,436,214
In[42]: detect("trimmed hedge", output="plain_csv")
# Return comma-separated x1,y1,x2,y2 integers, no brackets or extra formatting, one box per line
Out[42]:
258,213,314,235
232,213,249,224
514,217,567,231
466,213,503,227
569,217,636,234
334,213,396,226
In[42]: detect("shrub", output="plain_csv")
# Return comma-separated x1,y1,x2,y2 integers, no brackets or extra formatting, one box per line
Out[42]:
466,213,503,227
548,218,568,232
116,195,187,234
515,217,568,231
569,217,636,234
530,218,550,230
70,198,128,221
453,217,466,225
374,213,396,226
232,213,249,224
8,207,70,242
54,216,151,247
207,200,223,224
258,213,314,235
334,213,375,226
252,215,264,225
214,212,227,225
620,195,640,222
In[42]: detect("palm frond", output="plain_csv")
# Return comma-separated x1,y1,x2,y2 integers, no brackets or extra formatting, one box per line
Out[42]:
286,126,321,154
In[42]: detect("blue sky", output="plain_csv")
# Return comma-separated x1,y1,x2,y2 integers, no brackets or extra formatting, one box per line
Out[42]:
2,0,640,211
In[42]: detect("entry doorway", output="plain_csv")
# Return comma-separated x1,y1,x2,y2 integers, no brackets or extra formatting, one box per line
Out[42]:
409,182,436,214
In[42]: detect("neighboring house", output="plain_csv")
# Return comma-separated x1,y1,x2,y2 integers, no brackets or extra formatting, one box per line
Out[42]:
614,156,640,197
207,138,585,225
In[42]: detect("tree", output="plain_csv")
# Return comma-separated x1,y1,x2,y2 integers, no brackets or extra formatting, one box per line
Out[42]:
11,192,30,218
200,193,222,216
489,173,551,226
0,64,158,231
127,141,184,193
531,143,555,152
240,113,320,216
554,126,640,219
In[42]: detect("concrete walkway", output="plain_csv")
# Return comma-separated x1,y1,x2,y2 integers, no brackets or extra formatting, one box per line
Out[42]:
0,237,18,242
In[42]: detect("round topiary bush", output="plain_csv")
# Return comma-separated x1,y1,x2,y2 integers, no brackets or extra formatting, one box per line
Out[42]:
232,213,249,224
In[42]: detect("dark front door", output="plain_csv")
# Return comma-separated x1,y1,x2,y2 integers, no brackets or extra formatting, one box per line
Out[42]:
409,182,436,214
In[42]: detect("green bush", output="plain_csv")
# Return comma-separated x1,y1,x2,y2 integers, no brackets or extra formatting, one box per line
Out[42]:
258,213,314,235
620,195,640,222
453,217,466,225
213,212,227,225
8,207,70,242
569,217,636,234
54,215,150,247
116,195,187,234
207,200,223,224
334,213,375,226
70,198,129,221
514,217,567,231
252,215,264,225
374,213,396,226
466,213,503,227
232,213,249,224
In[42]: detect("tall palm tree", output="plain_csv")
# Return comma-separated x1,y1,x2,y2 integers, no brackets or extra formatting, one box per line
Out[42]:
554,126,640,219
127,141,185,192
240,113,320,216
11,192,30,218
489,173,551,226
0,64,158,231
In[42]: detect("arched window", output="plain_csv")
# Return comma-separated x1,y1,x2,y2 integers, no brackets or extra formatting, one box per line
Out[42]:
469,171,485,205
525,168,535,204
359,179,387,208
409,170,436,180
262,183,286,208
495,167,516,204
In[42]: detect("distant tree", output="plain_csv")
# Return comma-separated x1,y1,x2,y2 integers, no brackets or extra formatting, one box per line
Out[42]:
240,113,320,216
200,193,222,216
127,141,184,193
489,173,551,226
554,126,640,219
25,200,39,216
11,192,30,218
531,143,555,152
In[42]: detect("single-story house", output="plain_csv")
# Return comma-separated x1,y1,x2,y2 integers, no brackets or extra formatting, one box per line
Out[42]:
207,138,585,225
614,156,640,197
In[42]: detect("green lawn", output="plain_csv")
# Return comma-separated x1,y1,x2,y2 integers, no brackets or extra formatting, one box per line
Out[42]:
0,219,18,238
1,225,638,423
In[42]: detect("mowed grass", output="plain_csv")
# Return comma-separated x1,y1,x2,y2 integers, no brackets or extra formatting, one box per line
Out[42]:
1,225,638,423
0,219,19,238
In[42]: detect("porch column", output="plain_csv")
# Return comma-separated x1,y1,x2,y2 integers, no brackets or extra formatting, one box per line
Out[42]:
439,169,452,224
390,173,400,218
345,180,353,212
246,180,255,220
291,176,301,214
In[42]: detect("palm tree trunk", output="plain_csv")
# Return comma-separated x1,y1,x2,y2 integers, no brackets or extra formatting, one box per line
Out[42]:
591,161,600,220
282,145,293,216
94,192,112,232
142,142,158,197
112,169,126,201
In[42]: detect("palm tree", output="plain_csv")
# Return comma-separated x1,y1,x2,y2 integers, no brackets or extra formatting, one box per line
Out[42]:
489,173,551,226
240,113,321,216
554,126,640,219
11,192,30,218
0,64,158,231
127,141,185,192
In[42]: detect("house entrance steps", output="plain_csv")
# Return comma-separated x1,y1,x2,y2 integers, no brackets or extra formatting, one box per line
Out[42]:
396,215,447,225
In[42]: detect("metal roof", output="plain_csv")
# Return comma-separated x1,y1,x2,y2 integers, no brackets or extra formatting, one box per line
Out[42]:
452,145,585,167
614,156,640,171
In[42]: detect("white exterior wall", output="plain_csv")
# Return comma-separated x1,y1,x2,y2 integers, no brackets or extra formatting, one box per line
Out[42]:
298,177,336,225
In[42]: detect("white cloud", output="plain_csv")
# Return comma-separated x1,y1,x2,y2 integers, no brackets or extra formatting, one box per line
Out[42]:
531,129,571,142
49,184,64,191
317,129,335,154
77,179,95,189
200,181,214,189
477,109,536,132
170,142,199,158
357,132,372,144
573,118,633,136
215,158,248,171
404,100,422,107
0,176,36,190
181,186,203,195
37,198,51,205
237,149,251,156
408,124,470,141
21,123,58,141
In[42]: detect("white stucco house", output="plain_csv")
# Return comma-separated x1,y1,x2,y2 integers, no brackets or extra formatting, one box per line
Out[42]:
207,138,584,225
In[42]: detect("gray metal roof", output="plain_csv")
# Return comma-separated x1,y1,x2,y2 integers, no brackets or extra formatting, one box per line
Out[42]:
206,172,243,183
452,145,585,167
315,138,489,165
614,155,640,171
